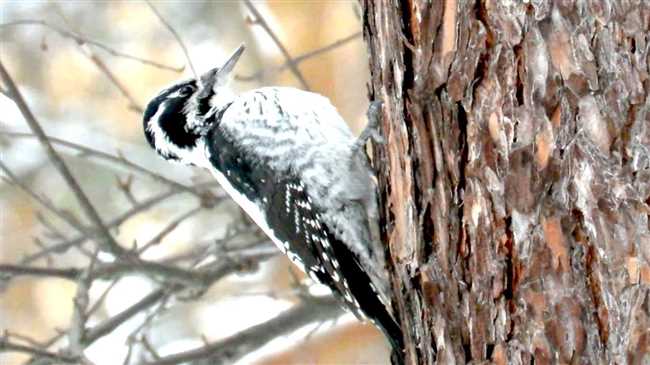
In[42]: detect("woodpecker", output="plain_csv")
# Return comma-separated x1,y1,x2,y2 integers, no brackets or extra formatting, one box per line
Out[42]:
142,45,403,358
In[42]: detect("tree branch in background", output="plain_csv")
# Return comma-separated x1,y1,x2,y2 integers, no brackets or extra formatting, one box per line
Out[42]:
0,160,88,233
0,337,79,364
0,20,184,72
236,31,361,83
242,0,310,90
85,51,144,113
144,295,343,365
0,264,80,280
136,205,202,255
82,288,169,346
83,247,265,347
19,188,181,265
0,131,215,198
0,60,127,257
51,7,145,114
144,0,197,79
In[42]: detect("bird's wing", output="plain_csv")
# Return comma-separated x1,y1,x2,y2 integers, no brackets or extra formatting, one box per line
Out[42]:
265,175,400,343
204,111,365,307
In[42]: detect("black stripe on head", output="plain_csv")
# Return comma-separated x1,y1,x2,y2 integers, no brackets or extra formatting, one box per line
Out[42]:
143,80,200,150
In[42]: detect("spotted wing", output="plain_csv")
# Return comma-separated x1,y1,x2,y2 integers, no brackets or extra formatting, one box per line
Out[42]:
205,124,340,288
266,179,402,348
265,179,355,302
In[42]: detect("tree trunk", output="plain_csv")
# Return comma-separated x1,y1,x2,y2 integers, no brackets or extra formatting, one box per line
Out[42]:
361,1,650,364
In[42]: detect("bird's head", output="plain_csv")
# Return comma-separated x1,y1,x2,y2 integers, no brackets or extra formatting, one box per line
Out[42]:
142,45,245,164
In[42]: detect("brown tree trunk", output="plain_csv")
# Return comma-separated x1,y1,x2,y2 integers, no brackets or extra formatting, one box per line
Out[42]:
361,1,650,364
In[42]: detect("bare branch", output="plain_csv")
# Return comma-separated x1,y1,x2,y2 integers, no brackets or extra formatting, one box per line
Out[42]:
83,287,169,345
242,0,310,90
0,338,79,364
2,249,278,361
0,20,183,72
0,60,127,257
144,0,197,79
85,51,144,113
36,211,68,241
122,343,134,365
0,264,79,280
236,32,362,82
2,257,224,286
87,279,120,317
2,332,40,348
137,205,202,255
21,331,67,365
140,335,161,361
127,298,171,347
84,251,274,346
0,160,87,233
20,189,181,265
142,295,342,365
69,272,92,356
52,7,145,113
0,131,204,197
116,174,138,206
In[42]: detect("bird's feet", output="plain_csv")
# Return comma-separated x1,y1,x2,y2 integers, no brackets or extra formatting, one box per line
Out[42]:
353,100,384,154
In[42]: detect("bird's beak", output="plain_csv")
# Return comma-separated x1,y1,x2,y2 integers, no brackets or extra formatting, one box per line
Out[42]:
198,44,245,99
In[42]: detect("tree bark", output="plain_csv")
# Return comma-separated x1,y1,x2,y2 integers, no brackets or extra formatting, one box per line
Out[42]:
361,1,650,364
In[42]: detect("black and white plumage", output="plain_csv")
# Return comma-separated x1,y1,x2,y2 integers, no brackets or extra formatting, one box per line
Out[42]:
142,45,403,355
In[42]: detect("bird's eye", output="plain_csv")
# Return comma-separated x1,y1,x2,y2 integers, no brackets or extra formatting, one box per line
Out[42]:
180,85,195,96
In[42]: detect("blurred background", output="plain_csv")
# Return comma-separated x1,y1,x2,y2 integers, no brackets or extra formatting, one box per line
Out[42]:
0,1,388,364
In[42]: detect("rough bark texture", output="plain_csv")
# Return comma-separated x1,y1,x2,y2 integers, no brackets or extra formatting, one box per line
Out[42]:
361,1,650,364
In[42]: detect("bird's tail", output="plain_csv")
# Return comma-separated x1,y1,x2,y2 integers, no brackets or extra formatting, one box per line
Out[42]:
329,237,404,363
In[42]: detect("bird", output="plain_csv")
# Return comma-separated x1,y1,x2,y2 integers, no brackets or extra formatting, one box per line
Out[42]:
142,44,403,361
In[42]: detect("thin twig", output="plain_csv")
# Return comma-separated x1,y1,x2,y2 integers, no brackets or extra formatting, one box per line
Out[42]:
145,0,197,79
127,298,171,346
69,270,91,356
3,254,259,290
83,287,170,345
236,31,361,82
122,341,134,365
51,9,144,113
116,174,138,206
140,335,161,361
1,162,96,263
0,131,208,198
86,279,120,318
137,205,203,255
0,264,80,280
0,20,183,72
85,51,144,113
0,160,87,233
84,250,273,346
2,332,46,350
0,338,79,363
36,211,68,241
20,189,181,265
243,0,310,90
142,295,342,365
0,60,127,257
22,328,68,365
